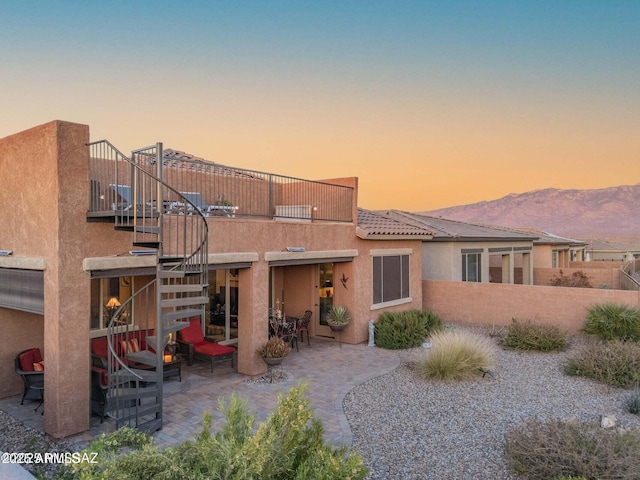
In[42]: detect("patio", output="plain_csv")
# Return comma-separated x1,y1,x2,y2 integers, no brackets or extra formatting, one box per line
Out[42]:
1,338,400,451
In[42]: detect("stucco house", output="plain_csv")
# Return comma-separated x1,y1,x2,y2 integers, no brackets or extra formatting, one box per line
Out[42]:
0,120,428,438
373,210,538,284
584,238,640,262
511,227,587,268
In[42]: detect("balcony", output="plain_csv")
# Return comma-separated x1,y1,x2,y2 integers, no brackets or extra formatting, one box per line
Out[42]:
88,147,354,223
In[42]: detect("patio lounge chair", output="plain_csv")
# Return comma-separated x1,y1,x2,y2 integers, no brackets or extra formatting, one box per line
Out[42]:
177,318,235,371
178,192,237,217
110,184,134,211
15,348,45,413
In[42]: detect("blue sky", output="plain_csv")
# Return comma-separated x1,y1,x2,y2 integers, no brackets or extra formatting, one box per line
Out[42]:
2,1,639,209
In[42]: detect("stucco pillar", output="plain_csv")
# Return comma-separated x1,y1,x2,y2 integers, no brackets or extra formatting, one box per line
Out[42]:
44,122,91,438
522,252,532,285
237,264,268,375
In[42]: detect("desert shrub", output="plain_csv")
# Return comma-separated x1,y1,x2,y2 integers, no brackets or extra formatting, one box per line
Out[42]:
504,418,640,480
258,337,291,358
549,269,593,288
583,303,640,342
500,318,567,352
374,309,442,350
416,329,495,380
627,389,640,415
63,383,368,480
564,340,640,389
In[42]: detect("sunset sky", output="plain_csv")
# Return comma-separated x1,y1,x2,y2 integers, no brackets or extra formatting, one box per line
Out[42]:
2,1,639,210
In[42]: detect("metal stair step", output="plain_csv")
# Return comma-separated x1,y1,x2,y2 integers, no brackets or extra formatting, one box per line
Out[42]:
128,368,161,382
162,308,203,322
136,418,163,435
125,351,158,366
133,241,160,248
161,295,208,309
164,320,191,334
160,284,206,294
135,225,160,234
146,322,190,351
159,256,187,264
158,270,186,279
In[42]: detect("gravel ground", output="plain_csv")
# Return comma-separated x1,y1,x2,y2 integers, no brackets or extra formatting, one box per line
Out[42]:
343,327,640,480
3,326,640,479
0,410,76,479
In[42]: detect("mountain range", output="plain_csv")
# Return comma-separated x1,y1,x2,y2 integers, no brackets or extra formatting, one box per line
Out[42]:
422,183,640,242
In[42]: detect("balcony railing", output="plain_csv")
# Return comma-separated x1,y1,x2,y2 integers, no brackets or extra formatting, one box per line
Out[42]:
89,148,354,223
620,259,640,291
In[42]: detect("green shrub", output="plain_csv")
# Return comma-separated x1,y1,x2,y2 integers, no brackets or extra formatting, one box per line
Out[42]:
564,340,640,389
505,419,640,480
583,302,640,342
374,310,442,350
627,389,640,415
63,383,368,480
416,329,495,381
500,318,567,352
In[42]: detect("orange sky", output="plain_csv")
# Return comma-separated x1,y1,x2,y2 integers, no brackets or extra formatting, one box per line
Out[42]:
2,2,639,211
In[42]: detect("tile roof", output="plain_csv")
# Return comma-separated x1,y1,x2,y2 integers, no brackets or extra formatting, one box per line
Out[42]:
511,227,587,246
162,149,261,179
357,208,435,239
586,238,640,252
378,210,539,242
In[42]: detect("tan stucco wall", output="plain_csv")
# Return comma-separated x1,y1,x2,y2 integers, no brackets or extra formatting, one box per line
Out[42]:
534,267,620,289
0,121,138,438
423,280,640,334
533,245,554,268
204,216,423,373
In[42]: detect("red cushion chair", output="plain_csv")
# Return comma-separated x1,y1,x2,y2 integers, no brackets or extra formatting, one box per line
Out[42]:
178,318,235,371
14,348,45,412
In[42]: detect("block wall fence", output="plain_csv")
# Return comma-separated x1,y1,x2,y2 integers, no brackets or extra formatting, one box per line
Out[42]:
423,280,640,335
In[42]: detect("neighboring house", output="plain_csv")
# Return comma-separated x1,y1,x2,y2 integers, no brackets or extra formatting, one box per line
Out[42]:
0,120,426,438
584,238,640,262
375,211,538,285
511,228,588,268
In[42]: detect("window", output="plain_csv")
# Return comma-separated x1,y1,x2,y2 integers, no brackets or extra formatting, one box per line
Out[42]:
551,250,558,268
462,253,481,282
0,268,44,314
208,268,239,345
90,276,133,331
372,254,410,305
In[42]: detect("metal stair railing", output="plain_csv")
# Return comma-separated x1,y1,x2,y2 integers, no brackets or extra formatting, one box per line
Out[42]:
620,259,640,291
89,140,209,433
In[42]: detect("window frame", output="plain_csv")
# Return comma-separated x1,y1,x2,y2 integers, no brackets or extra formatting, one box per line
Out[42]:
90,275,134,337
371,251,412,309
462,251,482,282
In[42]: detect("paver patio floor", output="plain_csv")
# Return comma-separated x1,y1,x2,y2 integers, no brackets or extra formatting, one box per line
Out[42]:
1,338,400,450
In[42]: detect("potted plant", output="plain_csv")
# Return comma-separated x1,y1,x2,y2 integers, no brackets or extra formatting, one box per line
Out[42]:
258,337,291,366
327,305,351,332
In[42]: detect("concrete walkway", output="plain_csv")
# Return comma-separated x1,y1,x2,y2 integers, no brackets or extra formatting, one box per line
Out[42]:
1,338,400,451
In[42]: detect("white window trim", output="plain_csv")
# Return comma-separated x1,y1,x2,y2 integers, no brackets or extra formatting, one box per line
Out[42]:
370,297,413,311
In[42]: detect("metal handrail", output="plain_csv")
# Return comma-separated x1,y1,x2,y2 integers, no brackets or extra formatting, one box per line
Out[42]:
620,260,640,291
89,147,354,222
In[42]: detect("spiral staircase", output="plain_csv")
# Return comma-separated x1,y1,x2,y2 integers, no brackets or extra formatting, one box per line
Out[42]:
89,141,208,433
